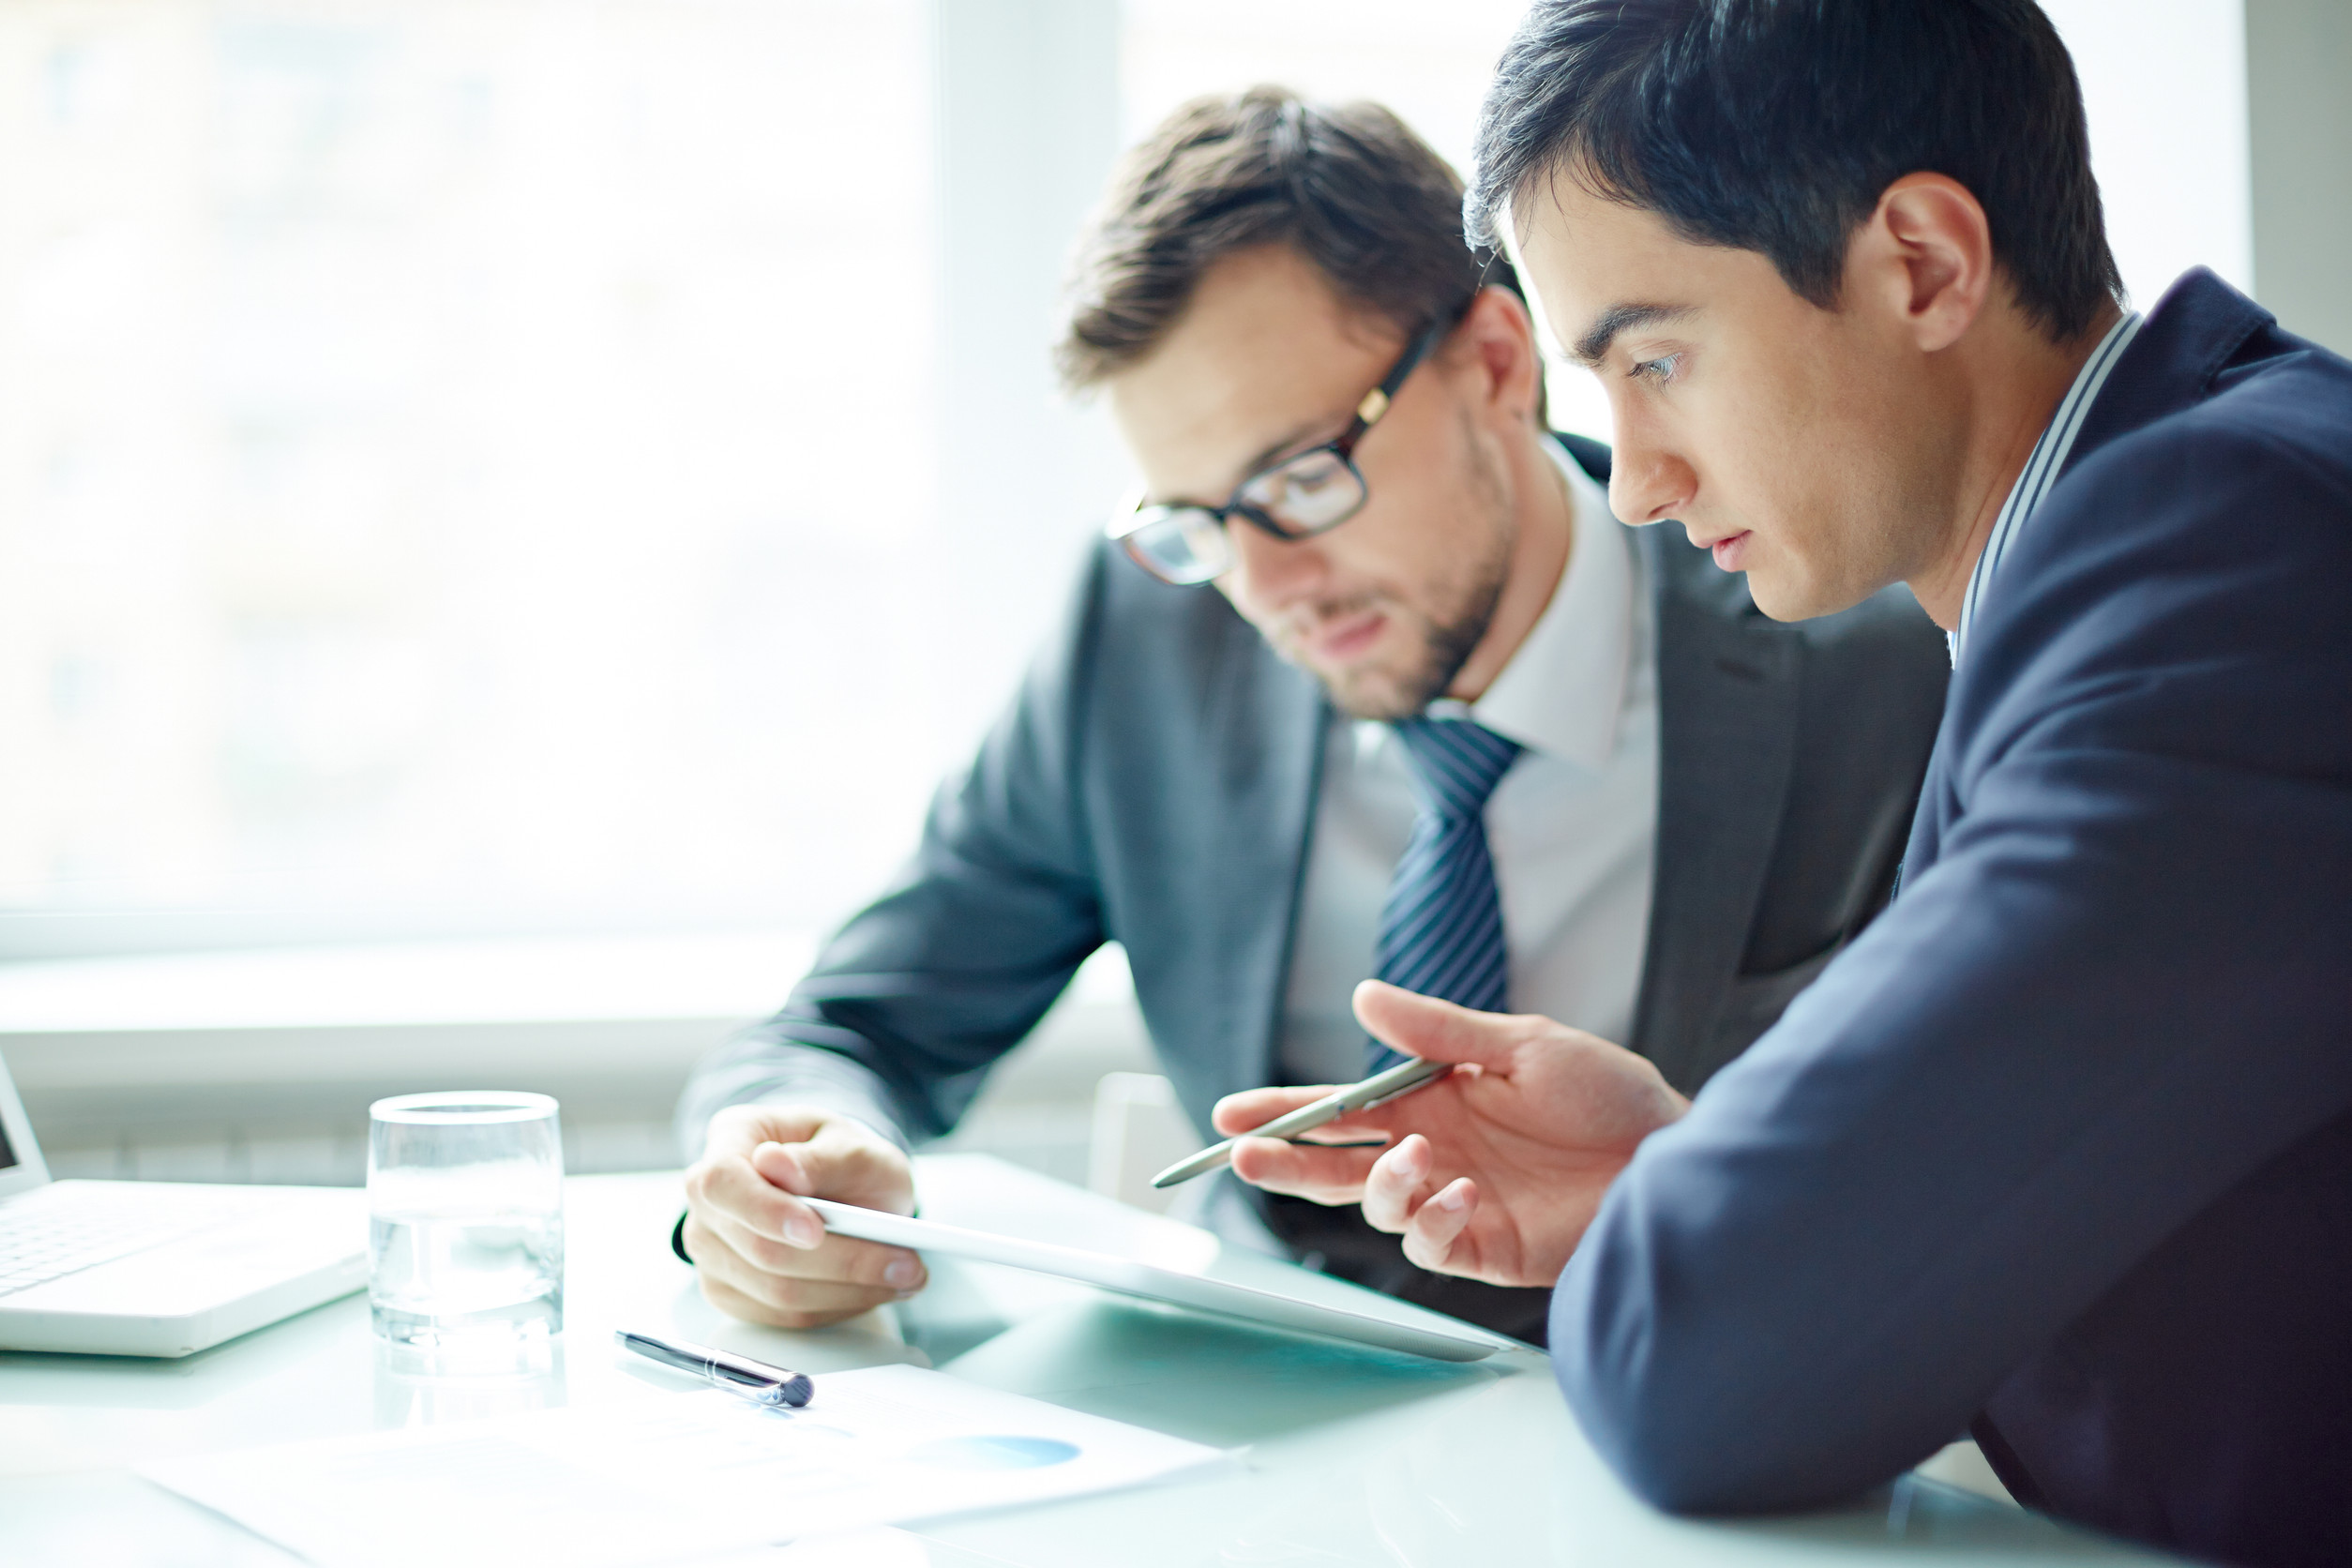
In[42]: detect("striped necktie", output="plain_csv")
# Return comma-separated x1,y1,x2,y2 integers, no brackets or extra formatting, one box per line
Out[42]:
1369,716,1523,1072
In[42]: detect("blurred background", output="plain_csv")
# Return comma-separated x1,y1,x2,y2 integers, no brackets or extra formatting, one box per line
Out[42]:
0,0,2341,1191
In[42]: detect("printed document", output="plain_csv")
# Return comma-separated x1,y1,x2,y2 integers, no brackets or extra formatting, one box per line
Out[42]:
140,1363,1224,1568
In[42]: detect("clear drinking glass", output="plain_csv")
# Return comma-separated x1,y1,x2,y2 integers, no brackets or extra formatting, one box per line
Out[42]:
368,1091,565,1348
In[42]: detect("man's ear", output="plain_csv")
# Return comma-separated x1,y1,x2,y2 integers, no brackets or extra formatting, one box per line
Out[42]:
1852,173,1996,354
1454,285,1545,421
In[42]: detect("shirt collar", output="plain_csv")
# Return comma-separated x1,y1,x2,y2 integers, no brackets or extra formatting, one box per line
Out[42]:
1949,309,2144,667
1415,438,1635,773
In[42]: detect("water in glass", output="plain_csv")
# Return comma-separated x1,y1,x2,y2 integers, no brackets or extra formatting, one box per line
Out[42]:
369,1093,564,1347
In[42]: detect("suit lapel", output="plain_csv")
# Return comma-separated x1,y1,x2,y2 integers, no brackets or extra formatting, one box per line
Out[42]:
1630,527,1803,1089
1894,707,1962,892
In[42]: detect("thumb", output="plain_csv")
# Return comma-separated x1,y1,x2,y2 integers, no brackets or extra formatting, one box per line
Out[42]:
750,1140,812,1195
1353,980,1523,1071
755,1122,912,1210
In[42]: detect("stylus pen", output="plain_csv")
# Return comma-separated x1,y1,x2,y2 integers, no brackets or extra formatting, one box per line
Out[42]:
613,1329,814,1408
1150,1056,1453,1189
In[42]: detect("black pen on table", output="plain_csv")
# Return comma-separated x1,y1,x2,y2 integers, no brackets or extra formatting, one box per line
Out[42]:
614,1329,814,1408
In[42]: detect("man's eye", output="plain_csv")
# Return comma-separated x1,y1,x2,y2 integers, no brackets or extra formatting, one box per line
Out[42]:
1629,353,1683,385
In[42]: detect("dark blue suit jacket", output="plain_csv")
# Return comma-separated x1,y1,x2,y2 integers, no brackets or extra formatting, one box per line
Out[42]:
1549,271,2352,1568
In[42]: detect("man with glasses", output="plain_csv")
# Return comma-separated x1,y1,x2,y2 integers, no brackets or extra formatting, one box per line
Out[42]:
671,88,1949,1342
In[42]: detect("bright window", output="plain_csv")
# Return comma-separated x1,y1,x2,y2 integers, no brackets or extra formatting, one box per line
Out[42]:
0,0,942,949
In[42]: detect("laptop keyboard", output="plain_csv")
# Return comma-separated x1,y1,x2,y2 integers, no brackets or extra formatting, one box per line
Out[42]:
0,1191,237,1299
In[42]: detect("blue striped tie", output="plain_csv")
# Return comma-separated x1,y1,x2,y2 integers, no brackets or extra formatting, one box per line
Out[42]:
1369,716,1523,1071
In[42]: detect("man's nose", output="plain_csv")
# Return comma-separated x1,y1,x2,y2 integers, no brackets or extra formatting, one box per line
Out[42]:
1606,410,1698,527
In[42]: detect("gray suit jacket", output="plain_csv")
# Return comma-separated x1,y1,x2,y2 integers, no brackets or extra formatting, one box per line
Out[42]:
679,437,1949,1334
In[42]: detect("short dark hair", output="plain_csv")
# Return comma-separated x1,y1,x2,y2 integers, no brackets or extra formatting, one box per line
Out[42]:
1468,0,2124,342
1058,87,1518,390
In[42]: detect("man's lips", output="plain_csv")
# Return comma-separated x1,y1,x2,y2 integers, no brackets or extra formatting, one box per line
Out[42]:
1690,529,1752,571
1299,608,1387,664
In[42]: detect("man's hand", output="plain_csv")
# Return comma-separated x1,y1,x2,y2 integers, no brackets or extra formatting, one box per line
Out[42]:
1214,981,1690,1288
680,1105,927,1330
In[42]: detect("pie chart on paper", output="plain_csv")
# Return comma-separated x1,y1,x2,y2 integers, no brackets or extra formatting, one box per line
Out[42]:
907,1435,1081,1470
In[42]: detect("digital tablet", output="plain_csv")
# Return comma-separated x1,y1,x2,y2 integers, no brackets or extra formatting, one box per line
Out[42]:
805,1198,1509,1364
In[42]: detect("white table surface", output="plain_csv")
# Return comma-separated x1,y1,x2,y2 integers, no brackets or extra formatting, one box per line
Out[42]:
0,1155,2175,1566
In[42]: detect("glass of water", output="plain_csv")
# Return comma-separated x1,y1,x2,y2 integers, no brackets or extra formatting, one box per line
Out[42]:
368,1091,565,1348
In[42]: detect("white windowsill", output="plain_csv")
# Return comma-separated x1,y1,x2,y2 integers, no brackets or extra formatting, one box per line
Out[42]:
0,929,820,1035
0,932,1149,1165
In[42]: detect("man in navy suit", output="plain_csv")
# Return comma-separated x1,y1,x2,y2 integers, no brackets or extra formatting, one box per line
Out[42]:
1219,3,2352,1563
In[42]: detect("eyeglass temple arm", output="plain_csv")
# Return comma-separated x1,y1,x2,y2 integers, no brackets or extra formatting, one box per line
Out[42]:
1117,295,1474,534
1334,312,1460,458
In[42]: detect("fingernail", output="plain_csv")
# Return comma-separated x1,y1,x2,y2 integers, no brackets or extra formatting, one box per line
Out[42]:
784,1215,821,1248
894,1289,921,1302
1435,1185,1468,1212
883,1259,919,1289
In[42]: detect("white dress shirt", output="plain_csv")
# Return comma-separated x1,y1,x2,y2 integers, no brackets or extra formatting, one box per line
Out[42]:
1278,443,1660,1084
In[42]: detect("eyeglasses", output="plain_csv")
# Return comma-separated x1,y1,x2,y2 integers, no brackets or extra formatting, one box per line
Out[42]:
1106,312,1455,587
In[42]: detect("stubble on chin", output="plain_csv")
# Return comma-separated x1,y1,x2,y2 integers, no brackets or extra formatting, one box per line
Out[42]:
1310,604,1437,722
1279,575,1502,723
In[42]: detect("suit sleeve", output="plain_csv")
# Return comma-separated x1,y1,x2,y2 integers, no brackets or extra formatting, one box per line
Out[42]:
674,546,1113,1156
1549,424,2352,1509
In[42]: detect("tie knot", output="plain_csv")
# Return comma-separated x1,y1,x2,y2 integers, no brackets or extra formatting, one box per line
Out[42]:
1388,716,1521,821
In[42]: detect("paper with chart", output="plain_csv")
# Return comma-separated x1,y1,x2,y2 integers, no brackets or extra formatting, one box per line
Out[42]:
139,1363,1227,1568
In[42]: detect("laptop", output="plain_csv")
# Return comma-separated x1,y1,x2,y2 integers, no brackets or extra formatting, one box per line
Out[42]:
0,1051,367,1357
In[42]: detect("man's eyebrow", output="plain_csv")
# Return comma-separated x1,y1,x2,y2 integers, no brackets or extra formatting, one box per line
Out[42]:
1233,417,1329,485
1143,415,1330,509
1571,302,1696,368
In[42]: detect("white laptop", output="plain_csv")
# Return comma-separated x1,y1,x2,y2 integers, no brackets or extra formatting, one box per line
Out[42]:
0,1051,367,1357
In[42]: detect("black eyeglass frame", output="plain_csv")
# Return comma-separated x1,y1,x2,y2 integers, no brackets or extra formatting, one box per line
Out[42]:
1107,307,1461,583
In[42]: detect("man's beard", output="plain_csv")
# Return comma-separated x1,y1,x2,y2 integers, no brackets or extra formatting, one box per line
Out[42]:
1306,568,1506,721
1307,432,1515,722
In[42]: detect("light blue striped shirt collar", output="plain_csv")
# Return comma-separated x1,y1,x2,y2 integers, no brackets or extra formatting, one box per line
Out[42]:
1949,309,2144,667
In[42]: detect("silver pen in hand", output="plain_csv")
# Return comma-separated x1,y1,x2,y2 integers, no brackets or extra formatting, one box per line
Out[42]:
614,1329,814,1407
1151,1056,1453,1189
